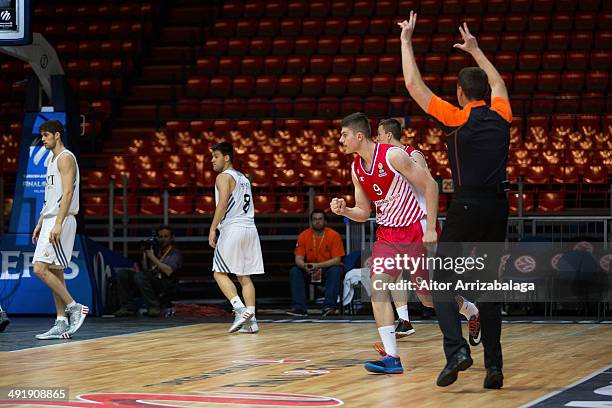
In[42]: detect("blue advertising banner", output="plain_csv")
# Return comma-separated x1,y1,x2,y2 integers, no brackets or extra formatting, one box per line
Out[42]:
0,234,134,315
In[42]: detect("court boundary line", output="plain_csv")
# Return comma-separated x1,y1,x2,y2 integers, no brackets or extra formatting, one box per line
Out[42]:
520,363,612,407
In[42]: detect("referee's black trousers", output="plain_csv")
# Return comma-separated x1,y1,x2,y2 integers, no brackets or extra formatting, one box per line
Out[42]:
432,191,509,369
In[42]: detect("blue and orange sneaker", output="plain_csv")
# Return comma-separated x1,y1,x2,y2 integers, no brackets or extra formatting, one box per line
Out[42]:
365,344,403,374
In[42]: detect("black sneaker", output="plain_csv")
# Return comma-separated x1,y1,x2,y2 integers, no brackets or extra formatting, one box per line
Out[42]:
285,309,308,317
395,319,415,338
0,311,10,333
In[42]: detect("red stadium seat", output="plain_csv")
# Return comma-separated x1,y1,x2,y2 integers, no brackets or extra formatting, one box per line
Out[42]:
84,170,109,189
326,75,348,96
301,75,324,96
264,56,286,75
274,168,300,186
547,32,569,50
342,36,363,55
272,37,293,55
318,97,340,117
509,192,534,213
332,55,354,74
538,192,565,212
347,75,371,96
278,75,301,97
254,194,277,214
258,18,279,37
537,72,560,92
279,195,305,213
310,55,332,75
113,195,138,216
495,52,517,72
194,196,216,215
523,33,546,52
500,33,522,51
506,14,527,32
583,165,608,184
571,31,593,51
303,168,327,186
168,195,193,215
281,18,302,35
241,57,263,75
528,14,550,31
318,36,339,55
84,194,109,216
355,55,377,74
302,19,323,36
166,169,191,188
586,71,610,92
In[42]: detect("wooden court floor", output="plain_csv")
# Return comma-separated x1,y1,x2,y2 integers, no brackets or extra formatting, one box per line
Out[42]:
1,322,611,408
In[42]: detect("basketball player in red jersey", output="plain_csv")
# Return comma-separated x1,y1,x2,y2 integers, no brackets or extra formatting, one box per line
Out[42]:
331,112,439,374
376,119,480,341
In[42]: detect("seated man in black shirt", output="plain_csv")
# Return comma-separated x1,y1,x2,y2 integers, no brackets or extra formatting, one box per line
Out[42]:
116,225,183,317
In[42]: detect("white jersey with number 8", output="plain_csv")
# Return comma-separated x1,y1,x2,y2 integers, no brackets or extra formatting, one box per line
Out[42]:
215,168,255,229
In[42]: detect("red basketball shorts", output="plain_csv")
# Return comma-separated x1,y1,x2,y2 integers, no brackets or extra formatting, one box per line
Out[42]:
371,219,440,296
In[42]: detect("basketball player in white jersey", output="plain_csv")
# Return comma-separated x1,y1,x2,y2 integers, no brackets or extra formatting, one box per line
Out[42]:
209,142,264,334
376,118,481,345
32,120,88,339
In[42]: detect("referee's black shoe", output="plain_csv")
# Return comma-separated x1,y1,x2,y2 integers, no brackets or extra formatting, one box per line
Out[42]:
436,347,473,387
484,366,504,389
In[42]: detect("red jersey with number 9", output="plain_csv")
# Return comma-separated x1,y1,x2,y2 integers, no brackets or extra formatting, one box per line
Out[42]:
352,143,424,227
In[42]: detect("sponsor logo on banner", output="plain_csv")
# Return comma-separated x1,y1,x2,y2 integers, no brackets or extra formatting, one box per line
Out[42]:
0,10,11,21
514,255,536,274
0,391,343,407
550,253,563,271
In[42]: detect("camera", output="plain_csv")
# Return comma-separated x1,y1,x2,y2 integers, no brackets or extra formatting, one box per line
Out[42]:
140,236,160,252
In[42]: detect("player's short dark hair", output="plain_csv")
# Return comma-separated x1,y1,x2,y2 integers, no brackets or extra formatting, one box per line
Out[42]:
379,118,403,141
310,208,327,221
341,112,371,140
457,67,489,101
39,120,64,141
211,142,234,163
156,225,174,236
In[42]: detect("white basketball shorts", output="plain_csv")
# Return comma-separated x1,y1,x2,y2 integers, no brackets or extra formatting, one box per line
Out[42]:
33,215,77,269
212,224,265,276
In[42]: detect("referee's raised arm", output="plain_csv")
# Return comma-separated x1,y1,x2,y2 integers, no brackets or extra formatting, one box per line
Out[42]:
398,11,435,113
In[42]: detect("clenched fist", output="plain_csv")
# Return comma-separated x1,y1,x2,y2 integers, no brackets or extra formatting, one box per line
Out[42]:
330,197,347,215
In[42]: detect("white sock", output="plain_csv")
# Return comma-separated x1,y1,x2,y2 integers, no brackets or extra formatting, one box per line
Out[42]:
66,301,77,309
459,299,478,319
230,296,245,310
57,316,68,323
396,305,409,322
378,326,398,357
246,306,255,317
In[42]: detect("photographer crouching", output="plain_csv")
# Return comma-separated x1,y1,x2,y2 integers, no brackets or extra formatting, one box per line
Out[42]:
115,225,183,317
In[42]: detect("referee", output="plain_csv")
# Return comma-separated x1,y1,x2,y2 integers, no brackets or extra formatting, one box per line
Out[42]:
399,13,511,389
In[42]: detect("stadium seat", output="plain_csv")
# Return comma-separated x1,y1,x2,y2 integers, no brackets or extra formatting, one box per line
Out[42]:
355,55,377,74
310,55,332,75
332,55,355,74
538,192,565,212
254,194,277,214
168,195,193,215
279,195,305,213
84,194,109,216
84,171,109,189
113,195,138,216
586,71,610,92
509,192,534,213
194,196,216,215
583,165,608,184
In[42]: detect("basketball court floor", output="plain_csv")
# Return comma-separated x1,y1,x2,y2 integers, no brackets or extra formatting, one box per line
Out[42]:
1,317,611,407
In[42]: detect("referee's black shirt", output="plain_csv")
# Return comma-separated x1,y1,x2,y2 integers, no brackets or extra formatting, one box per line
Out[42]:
426,96,512,188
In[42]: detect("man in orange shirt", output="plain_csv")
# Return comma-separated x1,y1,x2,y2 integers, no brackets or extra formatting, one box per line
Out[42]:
287,209,346,317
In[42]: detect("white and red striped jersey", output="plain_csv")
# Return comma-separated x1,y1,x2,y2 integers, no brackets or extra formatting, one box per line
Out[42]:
403,144,428,215
352,143,424,227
